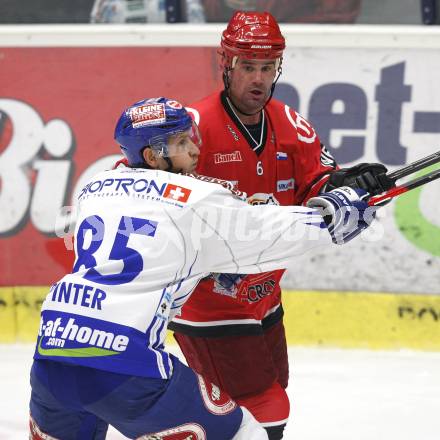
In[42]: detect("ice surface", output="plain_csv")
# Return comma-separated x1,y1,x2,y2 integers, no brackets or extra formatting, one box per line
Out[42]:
2,344,440,440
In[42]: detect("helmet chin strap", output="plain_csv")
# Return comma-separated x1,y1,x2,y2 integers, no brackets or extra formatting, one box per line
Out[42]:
223,67,283,117
164,156,183,174
139,154,183,174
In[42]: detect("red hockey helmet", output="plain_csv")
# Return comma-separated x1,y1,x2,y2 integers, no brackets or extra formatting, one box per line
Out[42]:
220,11,285,70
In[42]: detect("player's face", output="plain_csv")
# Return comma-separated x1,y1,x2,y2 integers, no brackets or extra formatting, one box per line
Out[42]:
228,58,277,116
163,129,201,173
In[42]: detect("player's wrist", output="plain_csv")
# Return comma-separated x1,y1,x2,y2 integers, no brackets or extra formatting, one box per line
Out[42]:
307,187,375,244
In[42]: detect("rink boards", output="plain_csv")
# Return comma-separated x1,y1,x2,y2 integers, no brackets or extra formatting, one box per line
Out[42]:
1,26,440,349
1,286,440,350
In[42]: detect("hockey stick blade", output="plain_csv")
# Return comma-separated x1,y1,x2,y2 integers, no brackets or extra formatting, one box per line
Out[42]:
369,167,440,206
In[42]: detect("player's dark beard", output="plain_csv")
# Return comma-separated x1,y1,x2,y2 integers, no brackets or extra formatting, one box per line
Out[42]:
225,82,278,118
223,67,282,116
227,90,267,117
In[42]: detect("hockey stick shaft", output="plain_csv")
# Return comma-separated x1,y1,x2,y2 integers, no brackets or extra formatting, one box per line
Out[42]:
387,150,440,181
369,167,440,206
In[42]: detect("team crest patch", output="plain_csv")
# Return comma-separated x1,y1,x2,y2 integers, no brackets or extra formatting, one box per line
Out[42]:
129,103,166,128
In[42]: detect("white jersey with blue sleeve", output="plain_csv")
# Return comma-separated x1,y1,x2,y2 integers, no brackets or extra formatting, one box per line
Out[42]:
34,167,330,379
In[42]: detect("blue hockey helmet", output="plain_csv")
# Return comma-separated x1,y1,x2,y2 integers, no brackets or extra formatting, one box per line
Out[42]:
114,97,200,167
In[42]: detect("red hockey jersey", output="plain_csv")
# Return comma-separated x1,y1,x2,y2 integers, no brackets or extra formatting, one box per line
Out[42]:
170,91,336,336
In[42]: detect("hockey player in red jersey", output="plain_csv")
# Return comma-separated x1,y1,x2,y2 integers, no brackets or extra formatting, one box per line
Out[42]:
169,11,396,440
28,96,379,440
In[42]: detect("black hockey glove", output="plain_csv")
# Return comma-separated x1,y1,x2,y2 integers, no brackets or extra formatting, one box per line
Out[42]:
326,163,395,196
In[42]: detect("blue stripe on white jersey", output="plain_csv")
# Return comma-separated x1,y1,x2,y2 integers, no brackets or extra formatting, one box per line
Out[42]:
171,254,199,309
149,318,169,378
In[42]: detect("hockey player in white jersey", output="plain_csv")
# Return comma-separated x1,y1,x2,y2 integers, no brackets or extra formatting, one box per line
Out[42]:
29,97,377,439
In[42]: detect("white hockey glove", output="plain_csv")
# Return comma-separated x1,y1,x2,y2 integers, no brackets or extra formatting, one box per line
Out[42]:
306,186,377,244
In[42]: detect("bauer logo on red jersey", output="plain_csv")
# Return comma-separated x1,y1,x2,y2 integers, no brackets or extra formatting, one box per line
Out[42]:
163,184,192,202
129,103,166,128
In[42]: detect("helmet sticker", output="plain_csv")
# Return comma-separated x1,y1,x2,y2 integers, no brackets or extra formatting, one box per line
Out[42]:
166,100,183,109
115,97,194,166
129,103,166,128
